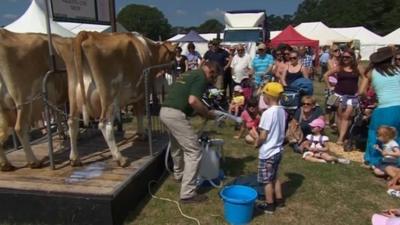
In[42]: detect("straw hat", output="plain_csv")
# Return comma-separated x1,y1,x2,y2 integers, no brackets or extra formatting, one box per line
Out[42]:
370,47,394,63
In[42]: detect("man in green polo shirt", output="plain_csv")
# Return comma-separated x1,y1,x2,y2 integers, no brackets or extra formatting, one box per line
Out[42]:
160,61,221,204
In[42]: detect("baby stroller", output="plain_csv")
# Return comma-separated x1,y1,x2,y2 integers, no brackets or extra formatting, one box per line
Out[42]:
343,97,372,152
202,87,228,111
280,87,303,116
281,78,314,116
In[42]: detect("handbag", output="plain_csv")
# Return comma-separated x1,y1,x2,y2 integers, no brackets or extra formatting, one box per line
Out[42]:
286,110,304,144
326,94,340,107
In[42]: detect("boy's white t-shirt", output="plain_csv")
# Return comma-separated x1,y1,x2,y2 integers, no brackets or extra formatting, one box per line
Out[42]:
258,105,286,159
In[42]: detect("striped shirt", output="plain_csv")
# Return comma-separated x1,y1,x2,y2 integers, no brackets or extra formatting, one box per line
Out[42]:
252,54,274,85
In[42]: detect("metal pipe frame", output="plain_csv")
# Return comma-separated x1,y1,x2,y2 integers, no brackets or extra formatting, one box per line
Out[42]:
42,69,67,170
143,62,174,156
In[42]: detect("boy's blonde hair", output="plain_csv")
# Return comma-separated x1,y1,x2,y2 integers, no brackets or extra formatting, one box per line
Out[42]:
377,126,397,140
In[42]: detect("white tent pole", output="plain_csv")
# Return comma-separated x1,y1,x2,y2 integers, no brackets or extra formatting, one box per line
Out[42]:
44,0,56,70
109,0,116,32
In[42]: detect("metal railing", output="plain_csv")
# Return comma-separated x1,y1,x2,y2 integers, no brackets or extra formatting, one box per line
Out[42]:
42,69,68,170
38,62,176,169
143,62,176,156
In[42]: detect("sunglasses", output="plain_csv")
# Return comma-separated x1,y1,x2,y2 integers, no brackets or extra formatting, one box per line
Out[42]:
302,102,313,106
395,58,400,61
333,49,340,52
290,57,298,60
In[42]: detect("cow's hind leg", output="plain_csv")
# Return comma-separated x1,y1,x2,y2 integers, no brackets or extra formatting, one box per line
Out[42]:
68,117,82,167
133,103,146,141
14,109,41,168
0,115,14,171
98,120,128,167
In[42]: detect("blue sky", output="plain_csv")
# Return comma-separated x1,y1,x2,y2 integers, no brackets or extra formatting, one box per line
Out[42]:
0,0,302,27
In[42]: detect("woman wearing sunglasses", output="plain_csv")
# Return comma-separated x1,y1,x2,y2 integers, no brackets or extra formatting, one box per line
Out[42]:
287,96,324,152
271,48,287,82
394,51,400,67
328,44,341,71
324,48,362,146
281,50,309,87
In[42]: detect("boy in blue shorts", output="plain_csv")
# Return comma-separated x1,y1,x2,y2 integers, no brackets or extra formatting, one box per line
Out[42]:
255,82,286,214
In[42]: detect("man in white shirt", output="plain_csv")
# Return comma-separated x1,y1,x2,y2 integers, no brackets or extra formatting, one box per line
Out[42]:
230,44,252,85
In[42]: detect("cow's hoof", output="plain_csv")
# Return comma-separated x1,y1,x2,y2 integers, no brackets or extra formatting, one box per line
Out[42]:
117,157,129,168
70,159,83,167
0,162,16,172
28,161,43,169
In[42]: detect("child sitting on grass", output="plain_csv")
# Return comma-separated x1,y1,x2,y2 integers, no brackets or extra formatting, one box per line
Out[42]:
373,126,400,177
254,82,286,214
300,118,350,164
229,85,245,116
234,98,260,144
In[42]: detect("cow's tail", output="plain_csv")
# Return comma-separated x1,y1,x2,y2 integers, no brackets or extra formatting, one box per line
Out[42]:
73,32,89,126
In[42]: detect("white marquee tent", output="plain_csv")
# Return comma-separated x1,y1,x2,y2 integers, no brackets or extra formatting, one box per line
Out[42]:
295,22,351,46
6,0,128,37
5,0,75,37
58,21,128,34
383,28,400,45
333,26,386,60
168,33,224,56
270,31,281,39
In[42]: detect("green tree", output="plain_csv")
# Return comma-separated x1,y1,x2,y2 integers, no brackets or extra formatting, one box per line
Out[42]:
197,19,224,33
268,14,294,31
117,4,171,40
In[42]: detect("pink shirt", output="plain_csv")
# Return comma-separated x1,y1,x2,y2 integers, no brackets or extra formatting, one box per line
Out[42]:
241,110,260,129
258,96,269,112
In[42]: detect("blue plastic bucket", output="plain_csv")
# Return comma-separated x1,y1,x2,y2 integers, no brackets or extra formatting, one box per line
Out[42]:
220,185,258,225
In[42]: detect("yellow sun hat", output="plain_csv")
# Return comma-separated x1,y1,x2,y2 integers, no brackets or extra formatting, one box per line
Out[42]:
262,82,284,97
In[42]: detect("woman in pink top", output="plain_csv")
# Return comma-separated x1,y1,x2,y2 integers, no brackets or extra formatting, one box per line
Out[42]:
234,98,260,144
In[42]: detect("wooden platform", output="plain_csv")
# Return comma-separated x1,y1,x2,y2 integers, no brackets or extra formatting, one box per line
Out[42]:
0,129,168,225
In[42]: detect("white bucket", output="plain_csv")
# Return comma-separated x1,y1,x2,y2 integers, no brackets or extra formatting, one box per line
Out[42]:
199,139,223,180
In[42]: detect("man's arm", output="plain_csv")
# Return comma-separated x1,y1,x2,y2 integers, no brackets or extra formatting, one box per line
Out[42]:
188,95,214,119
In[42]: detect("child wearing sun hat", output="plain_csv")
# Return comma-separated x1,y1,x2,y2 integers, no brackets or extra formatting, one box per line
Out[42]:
300,118,350,164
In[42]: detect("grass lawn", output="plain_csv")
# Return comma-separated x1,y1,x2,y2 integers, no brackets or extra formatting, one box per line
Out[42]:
125,81,398,225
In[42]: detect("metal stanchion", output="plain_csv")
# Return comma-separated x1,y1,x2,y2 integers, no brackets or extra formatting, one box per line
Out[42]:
12,131,18,151
143,62,174,156
42,70,55,170
144,68,153,156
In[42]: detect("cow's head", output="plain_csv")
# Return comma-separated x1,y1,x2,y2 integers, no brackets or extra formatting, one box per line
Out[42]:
155,41,177,65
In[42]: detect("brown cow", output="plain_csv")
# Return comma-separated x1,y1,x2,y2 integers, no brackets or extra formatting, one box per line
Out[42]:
54,31,175,167
0,29,68,171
